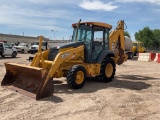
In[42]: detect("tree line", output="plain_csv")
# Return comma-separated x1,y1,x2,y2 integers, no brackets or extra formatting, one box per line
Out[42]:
124,27,160,50
135,27,160,50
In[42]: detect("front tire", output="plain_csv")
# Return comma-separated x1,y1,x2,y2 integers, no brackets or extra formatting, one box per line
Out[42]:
97,57,116,83
1,55,5,58
12,52,17,58
128,53,133,59
67,65,87,89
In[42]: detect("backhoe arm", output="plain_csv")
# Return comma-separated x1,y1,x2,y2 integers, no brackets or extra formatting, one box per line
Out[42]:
109,20,127,65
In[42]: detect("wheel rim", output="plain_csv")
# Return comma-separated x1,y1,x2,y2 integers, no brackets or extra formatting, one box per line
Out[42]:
105,63,113,77
75,71,84,84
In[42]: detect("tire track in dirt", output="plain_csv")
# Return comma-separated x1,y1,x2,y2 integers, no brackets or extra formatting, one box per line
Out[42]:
1,96,60,120
7,104,58,120
37,95,103,120
0,92,18,103
98,91,160,119
48,105,101,120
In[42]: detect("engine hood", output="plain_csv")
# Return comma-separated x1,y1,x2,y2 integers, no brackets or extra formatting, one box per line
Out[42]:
50,41,84,49
48,41,84,61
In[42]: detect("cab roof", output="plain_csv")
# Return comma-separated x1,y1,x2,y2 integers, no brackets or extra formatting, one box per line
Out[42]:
72,22,112,29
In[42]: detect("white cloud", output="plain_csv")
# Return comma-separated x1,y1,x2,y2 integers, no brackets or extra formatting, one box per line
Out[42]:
116,0,160,4
0,1,74,30
79,0,119,11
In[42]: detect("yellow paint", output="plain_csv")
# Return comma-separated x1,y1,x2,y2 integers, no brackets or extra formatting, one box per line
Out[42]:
75,71,84,84
132,41,146,53
2,20,128,99
6,20,125,85
105,63,113,77
38,36,43,53
73,22,112,29
109,20,127,64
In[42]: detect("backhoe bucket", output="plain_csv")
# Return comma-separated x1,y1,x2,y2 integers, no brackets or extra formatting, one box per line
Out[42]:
1,63,54,100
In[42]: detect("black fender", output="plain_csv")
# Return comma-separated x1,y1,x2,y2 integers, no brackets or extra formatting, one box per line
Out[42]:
98,50,115,64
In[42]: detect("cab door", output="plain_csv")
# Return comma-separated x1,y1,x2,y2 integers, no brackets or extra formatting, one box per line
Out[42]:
0,43,4,54
91,26,104,61
4,43,13,55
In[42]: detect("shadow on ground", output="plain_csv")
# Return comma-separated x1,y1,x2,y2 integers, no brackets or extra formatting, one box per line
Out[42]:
42,74,158,102
128,56,138,61
0,57,21,60
118,74,159,81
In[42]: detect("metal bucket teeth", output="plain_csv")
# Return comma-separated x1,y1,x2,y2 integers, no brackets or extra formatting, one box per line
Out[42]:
1,63,54,100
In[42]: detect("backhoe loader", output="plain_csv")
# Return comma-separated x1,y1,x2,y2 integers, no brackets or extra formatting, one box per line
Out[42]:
1,20,127,100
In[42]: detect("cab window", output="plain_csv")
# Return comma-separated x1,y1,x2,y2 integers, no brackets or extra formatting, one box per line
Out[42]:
4,43,10,48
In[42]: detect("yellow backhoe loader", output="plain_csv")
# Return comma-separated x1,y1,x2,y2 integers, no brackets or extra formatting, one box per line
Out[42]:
1,20,127,100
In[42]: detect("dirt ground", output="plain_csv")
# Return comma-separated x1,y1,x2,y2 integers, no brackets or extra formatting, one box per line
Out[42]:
0,53,160,120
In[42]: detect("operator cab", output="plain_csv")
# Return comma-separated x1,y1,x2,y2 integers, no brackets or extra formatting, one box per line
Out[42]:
72,22,112,63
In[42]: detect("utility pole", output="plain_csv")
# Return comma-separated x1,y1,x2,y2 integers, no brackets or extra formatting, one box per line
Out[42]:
51,30,58,40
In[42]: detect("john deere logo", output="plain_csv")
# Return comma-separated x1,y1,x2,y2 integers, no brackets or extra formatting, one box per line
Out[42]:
61,52,70,58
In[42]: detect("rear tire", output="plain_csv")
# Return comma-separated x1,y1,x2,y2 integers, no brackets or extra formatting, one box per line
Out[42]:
127,53,133,59
1,55,5,58
97,57,116,83
67,65,87,89
128,53,133,59
21,49,25,53
12,52,17,58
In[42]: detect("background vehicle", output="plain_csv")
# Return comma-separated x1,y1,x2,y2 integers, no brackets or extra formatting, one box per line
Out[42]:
132,41,146,55
0,42,17,58
1,20,127,100
30,41,48,54
124,36,146,59
14,43,31,53
8,43,17,48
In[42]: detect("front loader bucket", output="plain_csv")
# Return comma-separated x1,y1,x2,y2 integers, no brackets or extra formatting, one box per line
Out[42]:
1,63,54,100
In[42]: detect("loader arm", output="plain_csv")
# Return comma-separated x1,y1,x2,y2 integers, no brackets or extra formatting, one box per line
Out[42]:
109,20,127,65
40,45,84,93
47,45,84,78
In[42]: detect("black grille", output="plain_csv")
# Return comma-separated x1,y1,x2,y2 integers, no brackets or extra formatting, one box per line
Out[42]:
48,48,59,61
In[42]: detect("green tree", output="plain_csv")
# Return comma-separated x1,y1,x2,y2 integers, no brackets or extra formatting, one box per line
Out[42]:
153,29,160,49
134,27,154,49
124,31,131,38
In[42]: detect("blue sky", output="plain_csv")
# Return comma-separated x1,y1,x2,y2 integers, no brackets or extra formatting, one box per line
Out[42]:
0,0,160,40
